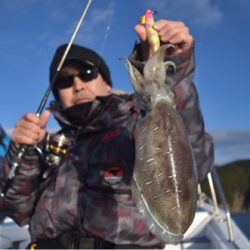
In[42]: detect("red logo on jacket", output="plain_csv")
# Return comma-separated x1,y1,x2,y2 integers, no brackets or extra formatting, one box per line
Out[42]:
104,166,124,185
101,129,120,141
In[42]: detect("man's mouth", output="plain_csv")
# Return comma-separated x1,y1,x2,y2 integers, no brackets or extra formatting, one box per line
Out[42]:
75,98,93,104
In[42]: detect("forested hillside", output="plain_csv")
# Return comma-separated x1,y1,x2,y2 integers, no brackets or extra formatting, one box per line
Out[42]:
200,159,250,213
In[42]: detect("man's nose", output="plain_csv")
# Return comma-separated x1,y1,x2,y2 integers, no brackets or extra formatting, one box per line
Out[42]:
73,76,85,91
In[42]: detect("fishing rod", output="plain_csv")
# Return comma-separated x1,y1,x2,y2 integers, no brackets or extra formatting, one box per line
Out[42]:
1,0,93,197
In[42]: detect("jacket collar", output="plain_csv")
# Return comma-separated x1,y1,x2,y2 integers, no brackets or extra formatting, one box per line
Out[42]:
50,93,135,133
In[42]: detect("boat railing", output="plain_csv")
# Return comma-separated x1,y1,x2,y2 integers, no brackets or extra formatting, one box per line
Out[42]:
198,167,236,245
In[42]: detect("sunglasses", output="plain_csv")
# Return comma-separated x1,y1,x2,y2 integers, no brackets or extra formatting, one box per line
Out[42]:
55,64,99,89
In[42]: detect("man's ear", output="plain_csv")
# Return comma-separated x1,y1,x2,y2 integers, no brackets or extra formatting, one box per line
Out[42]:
106,84,112,93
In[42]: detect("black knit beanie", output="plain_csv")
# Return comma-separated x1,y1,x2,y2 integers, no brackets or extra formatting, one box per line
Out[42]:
49,44,112,100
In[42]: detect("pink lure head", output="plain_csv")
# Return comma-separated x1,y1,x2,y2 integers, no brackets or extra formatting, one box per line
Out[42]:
145,9,153,19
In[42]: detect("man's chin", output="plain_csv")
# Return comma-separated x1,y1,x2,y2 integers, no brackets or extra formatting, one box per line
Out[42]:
74,98,94,105
62,101,94,126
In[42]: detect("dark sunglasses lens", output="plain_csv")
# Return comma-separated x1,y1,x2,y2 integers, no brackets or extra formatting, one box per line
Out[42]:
56,64,98,89
78,68,98,82
56,75,75,89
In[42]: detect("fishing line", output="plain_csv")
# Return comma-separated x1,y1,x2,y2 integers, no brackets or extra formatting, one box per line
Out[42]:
72,2,117,141
98,3,116,61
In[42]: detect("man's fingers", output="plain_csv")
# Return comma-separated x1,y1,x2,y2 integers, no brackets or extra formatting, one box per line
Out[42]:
134,24,147,42
23,112,40,125
12,110,50,145
168,32,193,48
135,18,193,58
12,127,40,145
15,119,41,134
153,19,193,53
154,20,186,31
40,109,51,129
158,26,189,40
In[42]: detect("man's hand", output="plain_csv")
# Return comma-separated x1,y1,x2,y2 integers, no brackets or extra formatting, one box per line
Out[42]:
135,19,193,60
12,110,51,145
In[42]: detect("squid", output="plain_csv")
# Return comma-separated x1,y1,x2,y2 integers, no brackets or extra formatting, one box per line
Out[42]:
125,12,198,242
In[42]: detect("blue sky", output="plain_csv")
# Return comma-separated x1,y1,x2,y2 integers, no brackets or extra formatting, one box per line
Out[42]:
0,0,249,164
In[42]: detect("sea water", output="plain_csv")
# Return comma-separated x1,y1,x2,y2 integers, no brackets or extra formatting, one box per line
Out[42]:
232,213,250,240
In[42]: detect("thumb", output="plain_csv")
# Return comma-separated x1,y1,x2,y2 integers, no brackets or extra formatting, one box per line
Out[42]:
134,24,151,61
40,109,51,129
134,24,147,42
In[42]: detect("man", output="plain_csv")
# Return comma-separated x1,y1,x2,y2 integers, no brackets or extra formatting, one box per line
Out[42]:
0,19,214,249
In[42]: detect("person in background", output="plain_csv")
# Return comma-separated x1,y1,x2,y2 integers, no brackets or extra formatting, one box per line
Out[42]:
0,125,10,168
0,125,10,222
0,18,214,249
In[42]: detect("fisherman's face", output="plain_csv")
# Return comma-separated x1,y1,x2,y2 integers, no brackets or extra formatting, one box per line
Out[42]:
57,62,111,109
